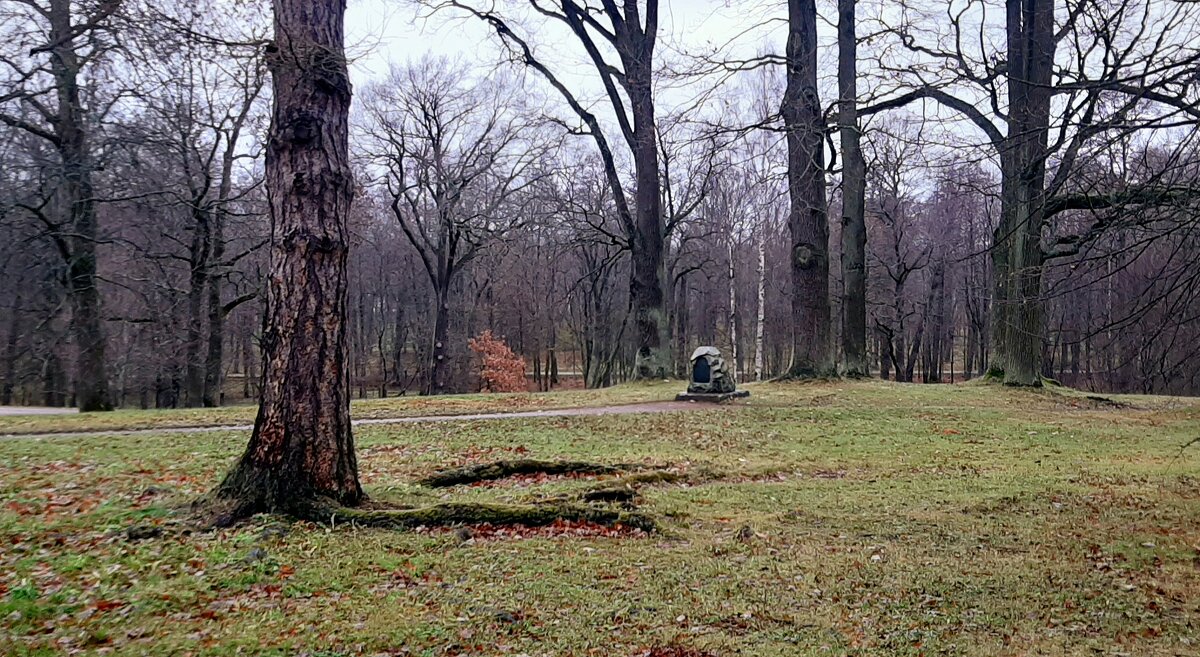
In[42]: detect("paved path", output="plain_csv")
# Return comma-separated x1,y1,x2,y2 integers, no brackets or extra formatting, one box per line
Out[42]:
1,401,714,440
0,406,78,416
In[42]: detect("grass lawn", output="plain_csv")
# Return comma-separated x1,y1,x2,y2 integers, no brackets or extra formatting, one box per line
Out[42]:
1,380,1198,656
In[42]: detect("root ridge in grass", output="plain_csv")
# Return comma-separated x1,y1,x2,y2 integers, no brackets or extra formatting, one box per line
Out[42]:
303,498,657,533
189,459,687,535
417,458,633,487
190,493,658,533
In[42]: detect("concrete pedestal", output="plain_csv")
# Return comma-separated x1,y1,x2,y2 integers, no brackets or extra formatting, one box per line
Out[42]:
674,390,750,403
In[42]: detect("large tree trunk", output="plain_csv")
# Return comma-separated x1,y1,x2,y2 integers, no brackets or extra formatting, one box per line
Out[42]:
837,0,868,378
923,257,947,382
987,206,1011,380
782,0,833,378
49,0,111,412
753,234,766,381
426,284,451,395
184,208,210,407
202,221,224,407
64,167,109,412
727,233,739,379
215,0,362,517
628,65,667,380
990,0,1055,387
204,130,242,407
2,296,20,405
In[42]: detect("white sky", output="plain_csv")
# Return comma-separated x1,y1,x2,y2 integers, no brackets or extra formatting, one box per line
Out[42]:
343,0,786,110
339,0,1200,190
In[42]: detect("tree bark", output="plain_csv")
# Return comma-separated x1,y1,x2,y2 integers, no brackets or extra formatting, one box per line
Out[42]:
753,232,767,381
48,0,111,412
215,0,362,516
2,295,20,405
184,208,211,407
426,285,451,396
202,215,225,407
627,47,667,380
727,232,739,380
837,0,868,377
990,0,1055,386
782,0,833,378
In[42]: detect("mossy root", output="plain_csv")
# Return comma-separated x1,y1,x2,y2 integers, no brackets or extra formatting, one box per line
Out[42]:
300,498,657,533
417,459,630,487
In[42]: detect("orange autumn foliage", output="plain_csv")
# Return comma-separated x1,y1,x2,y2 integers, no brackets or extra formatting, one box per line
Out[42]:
468,330,528,393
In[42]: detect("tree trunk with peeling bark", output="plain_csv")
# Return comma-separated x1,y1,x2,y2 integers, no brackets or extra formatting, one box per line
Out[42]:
214,0,362,519
782,0,834,378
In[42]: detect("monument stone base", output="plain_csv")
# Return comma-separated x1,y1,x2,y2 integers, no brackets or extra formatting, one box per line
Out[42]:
674,390,750,403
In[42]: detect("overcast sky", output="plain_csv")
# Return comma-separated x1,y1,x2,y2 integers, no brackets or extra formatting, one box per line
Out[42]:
343,0,786,104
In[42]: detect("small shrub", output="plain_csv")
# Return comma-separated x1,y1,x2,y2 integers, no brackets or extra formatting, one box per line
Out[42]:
468,330,527,393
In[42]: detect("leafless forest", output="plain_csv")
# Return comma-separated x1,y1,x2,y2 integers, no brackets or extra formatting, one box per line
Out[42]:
2,0,1199,411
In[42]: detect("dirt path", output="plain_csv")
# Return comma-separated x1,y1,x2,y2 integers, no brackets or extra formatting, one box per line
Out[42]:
0,400,718,440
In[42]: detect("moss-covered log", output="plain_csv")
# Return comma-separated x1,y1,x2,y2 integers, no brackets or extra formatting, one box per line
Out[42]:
298,498,657,533
417,459,631,487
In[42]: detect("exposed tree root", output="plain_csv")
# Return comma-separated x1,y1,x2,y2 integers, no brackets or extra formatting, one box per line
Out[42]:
576,469,720,503
594,470,691,488
189,460,696,535
1083,394,1129,408
192,493,260,529
417,459,633,487
298,497,657,533
772,369,838,383
581,488,638,503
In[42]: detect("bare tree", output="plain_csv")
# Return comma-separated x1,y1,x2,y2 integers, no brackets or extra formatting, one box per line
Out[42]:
436,0,670,378
863,0,1200,386
866,130,929,382
0,0,126,411
361,59,548,394
126,29,266,407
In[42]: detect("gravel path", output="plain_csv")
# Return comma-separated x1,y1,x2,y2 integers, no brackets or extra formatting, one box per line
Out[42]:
1,400,717,440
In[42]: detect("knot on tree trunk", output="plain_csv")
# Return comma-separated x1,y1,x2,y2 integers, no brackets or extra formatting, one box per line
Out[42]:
793,243,818,269
309,47,352,101
283,110,321,145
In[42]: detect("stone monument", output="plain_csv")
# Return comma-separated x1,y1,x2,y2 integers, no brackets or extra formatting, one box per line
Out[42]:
675,346,750,402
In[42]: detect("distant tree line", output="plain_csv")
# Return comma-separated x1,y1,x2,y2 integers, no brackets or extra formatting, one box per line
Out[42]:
2,0,1199,411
